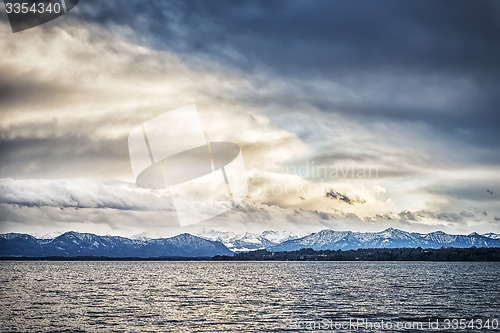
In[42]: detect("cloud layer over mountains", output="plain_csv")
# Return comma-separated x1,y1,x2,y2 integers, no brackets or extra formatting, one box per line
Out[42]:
0,0,499,236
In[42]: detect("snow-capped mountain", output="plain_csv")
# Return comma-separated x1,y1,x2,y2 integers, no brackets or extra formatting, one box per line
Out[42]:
269,228,500,251
483,232,500,240
261,230,300,244
39,231,65,239
0,232,232,257
196,229,299,252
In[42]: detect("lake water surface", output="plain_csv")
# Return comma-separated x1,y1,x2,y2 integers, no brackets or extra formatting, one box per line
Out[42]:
1,261,499,332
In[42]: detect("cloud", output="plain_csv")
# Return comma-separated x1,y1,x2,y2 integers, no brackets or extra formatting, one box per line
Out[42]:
73,1,500,74
69,0,500,149
325,189,365,205
0,1,499,235
1,178,496,238
98,0,500,154
0,20,309,181
0,178,174,211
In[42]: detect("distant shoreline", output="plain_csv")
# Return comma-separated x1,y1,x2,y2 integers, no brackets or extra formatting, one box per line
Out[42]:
0,256,212,261
1,247,499,262
214,247,500,262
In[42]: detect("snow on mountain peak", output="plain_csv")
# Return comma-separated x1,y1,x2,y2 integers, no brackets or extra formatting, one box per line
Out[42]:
196,229,301,252
482,233,500,239
39,231,65,239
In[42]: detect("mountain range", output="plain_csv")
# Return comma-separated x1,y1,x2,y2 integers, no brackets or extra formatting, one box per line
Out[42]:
268,228,500,251
0,232,232,258
197,228,500,252
1,228,499,257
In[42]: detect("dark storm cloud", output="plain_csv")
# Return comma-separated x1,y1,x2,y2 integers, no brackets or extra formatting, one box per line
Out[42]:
0,68,71,107
74,0,500,75
325,189,365,205
0,135,130,178
71,0,500,151
425,180,500,204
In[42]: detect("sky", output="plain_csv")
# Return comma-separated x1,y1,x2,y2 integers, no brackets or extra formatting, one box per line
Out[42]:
0,0,499,237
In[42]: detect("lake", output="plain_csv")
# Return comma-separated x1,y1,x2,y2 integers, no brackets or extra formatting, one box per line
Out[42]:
1,261,499,332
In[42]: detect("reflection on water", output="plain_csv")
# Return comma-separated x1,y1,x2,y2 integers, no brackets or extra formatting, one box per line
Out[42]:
1,261,498,332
